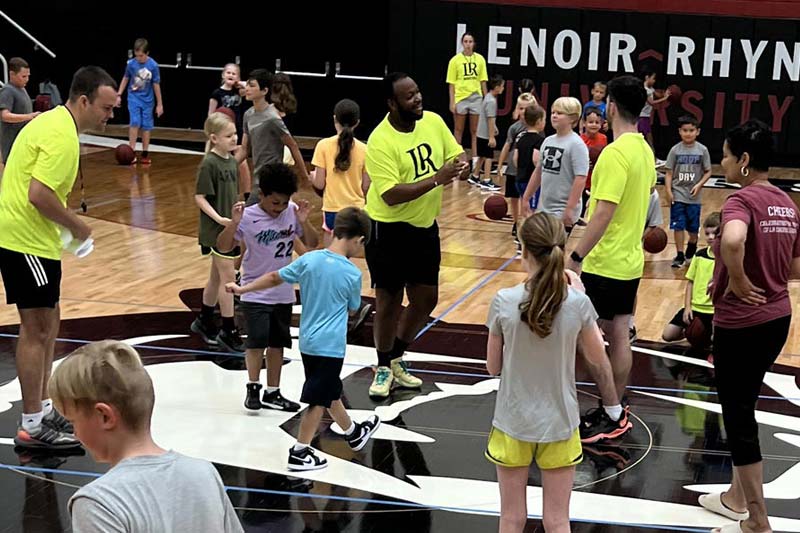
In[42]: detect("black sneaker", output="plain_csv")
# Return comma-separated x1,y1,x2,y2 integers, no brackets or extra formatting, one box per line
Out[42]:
348,302,373,333
671,254,685,268
14,424,81,450
43,409,74,434
629,326,637,342
191,318,219,346
245,382,262,411
345,415,381,451
579,408,632,444
288,446,328,471
261,389,300,412
216,328,244,353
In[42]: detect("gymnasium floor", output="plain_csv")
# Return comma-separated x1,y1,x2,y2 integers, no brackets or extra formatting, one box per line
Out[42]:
0,139,799,532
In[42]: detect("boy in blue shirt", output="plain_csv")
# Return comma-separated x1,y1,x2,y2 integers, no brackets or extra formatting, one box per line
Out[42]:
116,38,163,165
227,207,379,471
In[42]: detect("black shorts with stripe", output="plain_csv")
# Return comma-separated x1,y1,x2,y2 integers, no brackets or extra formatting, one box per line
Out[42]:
0,247,62,309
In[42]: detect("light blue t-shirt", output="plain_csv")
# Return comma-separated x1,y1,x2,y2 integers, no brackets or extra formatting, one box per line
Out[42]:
124,58,160,106
278,249,361,358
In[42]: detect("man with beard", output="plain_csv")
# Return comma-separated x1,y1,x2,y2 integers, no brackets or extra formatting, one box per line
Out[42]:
364,73,469,398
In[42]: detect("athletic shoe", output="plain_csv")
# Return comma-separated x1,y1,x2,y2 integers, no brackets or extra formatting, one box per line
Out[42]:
191,318,219,346
262,389,300,412
479,180,502,192
579,408,632,444
42,409,74,434
348,302,372,333
140,156,152,165
391,358,422,388
14,424,81,450
467,175,481,186
345,415,381,451
244,382,262,411
369,366,393,398
288,446,327,471
671,254,685,268
216,328,244,353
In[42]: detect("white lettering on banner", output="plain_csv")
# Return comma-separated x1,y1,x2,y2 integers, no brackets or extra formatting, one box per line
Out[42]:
589,32,600,70
703,38,732,77
668,36,696,75
774,42,800,82
521,28,547,67
609,33,636,72
554,30,582,69
741,39,769,79
461,24,800,82
489,26,512,66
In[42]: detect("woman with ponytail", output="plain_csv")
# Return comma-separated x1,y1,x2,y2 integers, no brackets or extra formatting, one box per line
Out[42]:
485,213,622,533
311,99,370,246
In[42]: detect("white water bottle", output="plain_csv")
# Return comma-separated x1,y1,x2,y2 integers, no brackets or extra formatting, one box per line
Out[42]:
60,228,94,258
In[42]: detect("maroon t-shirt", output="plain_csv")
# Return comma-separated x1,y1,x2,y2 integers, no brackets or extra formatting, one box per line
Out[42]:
712,184,800,328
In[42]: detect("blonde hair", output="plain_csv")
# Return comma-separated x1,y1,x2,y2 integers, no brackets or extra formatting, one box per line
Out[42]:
552,96,583,126
48,341,154,430
518,213,568,338
221,63,240,82
513,92,538,120
204,112,234,152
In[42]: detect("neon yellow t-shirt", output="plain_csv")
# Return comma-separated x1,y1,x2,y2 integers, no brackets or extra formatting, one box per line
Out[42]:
686,247,715,314
446,53,488,103
0,106,80,260
311,135,367,212
365,112,463,228
583,133,656,280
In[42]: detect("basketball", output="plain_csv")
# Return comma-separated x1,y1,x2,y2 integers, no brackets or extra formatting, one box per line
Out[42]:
685,317,708,350
484,195,508,220
114,144,136,165
216,107,236,122
643,226,668,253
667,84,683,104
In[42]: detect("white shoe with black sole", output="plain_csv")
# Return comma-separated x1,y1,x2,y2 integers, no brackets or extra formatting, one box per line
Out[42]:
287,446,328,471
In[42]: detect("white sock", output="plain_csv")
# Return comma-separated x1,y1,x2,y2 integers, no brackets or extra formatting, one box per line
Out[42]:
42,399,53,416
266,386,279,394
604,404,624,421
343,422,356,437
21,411,44,431
248,380,260,385
293,442,309,452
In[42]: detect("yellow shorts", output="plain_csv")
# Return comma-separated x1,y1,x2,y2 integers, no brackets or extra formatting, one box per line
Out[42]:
485,427,583,470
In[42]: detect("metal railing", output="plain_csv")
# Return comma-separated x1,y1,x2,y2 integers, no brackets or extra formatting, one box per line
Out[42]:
275,59,385,81
0,10,56,58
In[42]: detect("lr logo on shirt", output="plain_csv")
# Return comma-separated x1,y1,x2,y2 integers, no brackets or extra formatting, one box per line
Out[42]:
542,146,565,172
407,143,439,180
462,62,478,79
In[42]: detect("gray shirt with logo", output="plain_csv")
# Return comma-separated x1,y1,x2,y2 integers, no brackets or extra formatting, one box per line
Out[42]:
0,84,33,163
487,284,598,442
477,93,497,140
665,141,711,205
538,132,590,221
243,104,290,189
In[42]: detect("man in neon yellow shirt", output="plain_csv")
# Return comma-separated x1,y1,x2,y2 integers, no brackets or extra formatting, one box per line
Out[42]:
565,75,655,443
365,73,468,398
0,66,117,450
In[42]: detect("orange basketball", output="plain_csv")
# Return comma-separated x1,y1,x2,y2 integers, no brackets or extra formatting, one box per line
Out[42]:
667,84,683,104
114,144,135,165
643,226,668,254
685,317,709,350
484,195,508,220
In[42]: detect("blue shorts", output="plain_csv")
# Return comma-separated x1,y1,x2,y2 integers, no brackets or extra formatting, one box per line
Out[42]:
128,99,154,131
323,211,336,232
515,181,540,210
670,202,701,233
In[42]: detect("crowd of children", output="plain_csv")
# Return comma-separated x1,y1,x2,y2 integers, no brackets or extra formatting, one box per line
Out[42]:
36,35,729,533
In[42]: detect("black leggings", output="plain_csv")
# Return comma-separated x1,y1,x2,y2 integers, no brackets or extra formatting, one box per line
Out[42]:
713,315,791,466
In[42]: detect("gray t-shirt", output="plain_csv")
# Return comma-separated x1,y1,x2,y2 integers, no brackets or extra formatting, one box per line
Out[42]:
665,141,711,205
69,451,243,533
538,132,590,221
503,121,526,176
477,93,497,140
0,84,33,163
640,86,654,117
646,188,663,228
487,284,598,442
243,103,290,188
